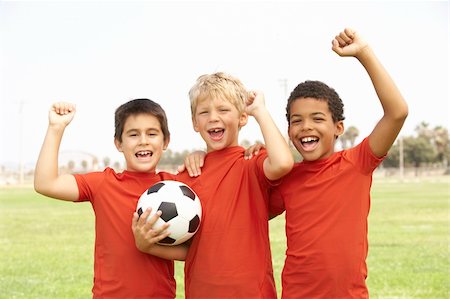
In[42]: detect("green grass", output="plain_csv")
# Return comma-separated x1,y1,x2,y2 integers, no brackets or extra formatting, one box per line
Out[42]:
366,178,449,298
1,178,449,298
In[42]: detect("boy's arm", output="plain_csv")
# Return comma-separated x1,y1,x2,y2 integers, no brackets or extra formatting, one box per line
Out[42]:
132,208,188,261
246,91,294,180
34,102,80,201
332,28,408,157
177,143,265,177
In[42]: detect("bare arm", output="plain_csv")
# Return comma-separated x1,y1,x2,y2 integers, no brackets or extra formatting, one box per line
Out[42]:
246,91,294,180
34,102,79,201
332,28,408,157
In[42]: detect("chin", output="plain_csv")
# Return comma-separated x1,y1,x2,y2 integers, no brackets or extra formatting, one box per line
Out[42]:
131,163,157,173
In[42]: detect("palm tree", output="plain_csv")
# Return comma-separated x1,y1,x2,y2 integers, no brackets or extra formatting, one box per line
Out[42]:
339,126,359,149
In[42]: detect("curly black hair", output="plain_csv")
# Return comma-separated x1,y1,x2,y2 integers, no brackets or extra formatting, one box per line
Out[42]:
286,80,345,124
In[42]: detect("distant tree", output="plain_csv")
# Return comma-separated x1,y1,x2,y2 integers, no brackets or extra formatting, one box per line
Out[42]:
92,156,99,170
345,126,359,148
290,144,302,162
240,139,251,148
403,136,436,176
173,150,189,166
159,149,173,166
81,160,88,172
339,125,359,149
103,156,111,168
383,142,400,167
414,122,449,165
432,126,450,165
113,161,121,171
67,160,75,173
415,121,433,139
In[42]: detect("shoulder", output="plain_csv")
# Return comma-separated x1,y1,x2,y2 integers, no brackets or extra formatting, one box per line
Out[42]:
343,137,379,159
342,137,384,172
74,167,117,188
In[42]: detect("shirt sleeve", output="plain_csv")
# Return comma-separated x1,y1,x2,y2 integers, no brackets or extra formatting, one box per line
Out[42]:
345,137,385,175
73,170,107,202
253,149,282,188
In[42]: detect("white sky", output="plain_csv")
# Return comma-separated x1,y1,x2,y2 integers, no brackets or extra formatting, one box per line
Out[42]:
1,0,449,168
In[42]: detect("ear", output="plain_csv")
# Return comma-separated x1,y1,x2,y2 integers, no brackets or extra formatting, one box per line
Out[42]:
335,121,344,137
192,117,200,132
163,136,170,150
239,112,248,128
114,138,123,152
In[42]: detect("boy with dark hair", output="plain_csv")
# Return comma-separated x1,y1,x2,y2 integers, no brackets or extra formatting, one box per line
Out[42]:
34,99,178,298
270,28,408,298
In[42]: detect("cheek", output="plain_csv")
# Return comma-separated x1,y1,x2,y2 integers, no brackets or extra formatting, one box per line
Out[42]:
288,126,296,140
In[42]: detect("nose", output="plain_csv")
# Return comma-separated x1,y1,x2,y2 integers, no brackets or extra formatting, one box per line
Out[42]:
139,133,149,145
207,110,219,123
300,119,313,131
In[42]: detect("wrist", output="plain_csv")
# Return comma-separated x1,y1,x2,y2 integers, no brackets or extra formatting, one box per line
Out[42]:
355,45,374,63
48,124,68,135
251,106,270,122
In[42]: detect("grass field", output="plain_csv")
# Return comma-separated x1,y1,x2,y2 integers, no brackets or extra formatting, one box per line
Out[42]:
0,177,448,298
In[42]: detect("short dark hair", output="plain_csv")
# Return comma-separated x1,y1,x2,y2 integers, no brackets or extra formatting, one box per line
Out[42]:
114,99,170,143
286,80,345,124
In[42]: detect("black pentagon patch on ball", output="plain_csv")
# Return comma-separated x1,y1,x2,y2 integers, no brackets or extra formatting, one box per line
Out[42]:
158,202,178,222
137,207,143,217
159,236,177,245
147,182,165,195
188,215,200,233
179,185,196,200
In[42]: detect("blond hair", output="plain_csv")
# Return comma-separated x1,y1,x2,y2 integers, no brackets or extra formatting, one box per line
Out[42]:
188,72,248,116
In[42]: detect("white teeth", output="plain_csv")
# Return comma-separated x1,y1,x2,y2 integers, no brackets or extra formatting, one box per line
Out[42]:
301,137,318,143
209,128,223,133
136,151,152,156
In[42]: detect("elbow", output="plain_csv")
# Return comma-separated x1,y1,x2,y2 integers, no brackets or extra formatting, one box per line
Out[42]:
280,157,294,176
394,100,409,122
269,157,294,180
283,152,295,172
386,101,408,125
34,180,44,195
397,103,409,122
34,178,50,196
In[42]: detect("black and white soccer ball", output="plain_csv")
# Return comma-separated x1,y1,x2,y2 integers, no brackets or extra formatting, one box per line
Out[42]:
136,180,202,246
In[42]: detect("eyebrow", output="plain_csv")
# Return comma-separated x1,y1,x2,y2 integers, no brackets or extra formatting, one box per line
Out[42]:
291,112,326,117
124,128,160,134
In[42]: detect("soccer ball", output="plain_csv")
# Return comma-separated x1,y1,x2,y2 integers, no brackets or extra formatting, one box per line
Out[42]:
136,180,202,246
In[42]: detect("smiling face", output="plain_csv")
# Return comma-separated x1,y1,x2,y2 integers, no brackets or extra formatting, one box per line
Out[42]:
114,113,169,173
192,97,248,153
288,97,344,161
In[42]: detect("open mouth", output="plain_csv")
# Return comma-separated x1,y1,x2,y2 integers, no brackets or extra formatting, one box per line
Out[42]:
300,136,319,151
135,150,153,159
208,128,224,141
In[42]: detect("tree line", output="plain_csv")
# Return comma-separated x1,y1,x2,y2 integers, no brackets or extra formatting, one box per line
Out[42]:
71,121,448,174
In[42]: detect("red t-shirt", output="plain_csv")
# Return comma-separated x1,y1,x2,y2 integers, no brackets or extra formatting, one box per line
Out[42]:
270,138,384,299
176,146,278,299
74,168,176,299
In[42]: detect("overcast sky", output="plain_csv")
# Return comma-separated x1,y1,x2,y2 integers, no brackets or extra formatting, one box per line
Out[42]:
1,1,448,168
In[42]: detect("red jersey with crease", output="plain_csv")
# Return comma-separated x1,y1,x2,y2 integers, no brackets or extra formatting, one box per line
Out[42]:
75,168,176,299
177,146,278,299
269,138,384,299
